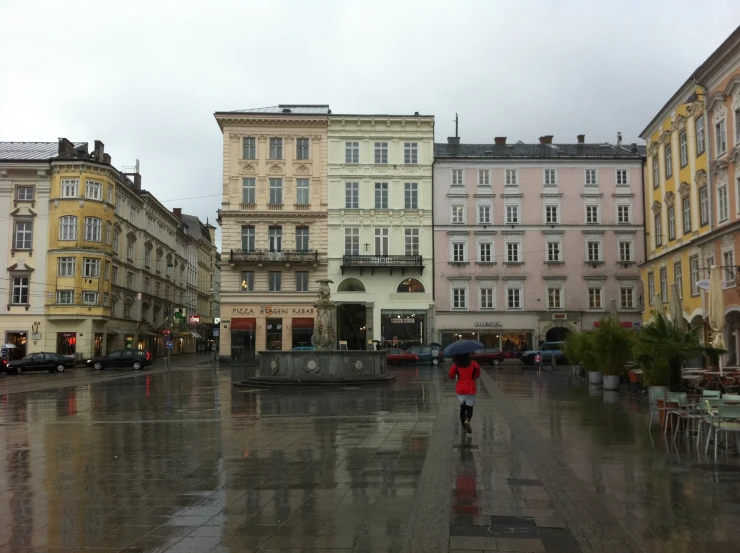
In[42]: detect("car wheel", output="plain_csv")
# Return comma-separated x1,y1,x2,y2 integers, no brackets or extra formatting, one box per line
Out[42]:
56,364,65,373
432,358,439,366
93,362,103,371
15,367,22,375
492,358,501,366
133,361,143,370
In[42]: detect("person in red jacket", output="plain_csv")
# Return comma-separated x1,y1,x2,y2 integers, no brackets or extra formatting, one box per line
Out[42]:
449,353,481,434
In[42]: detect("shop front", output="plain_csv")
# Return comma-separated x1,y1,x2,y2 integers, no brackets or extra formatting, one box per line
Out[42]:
436,312,539,356
380,310,428,349
4,331,28,361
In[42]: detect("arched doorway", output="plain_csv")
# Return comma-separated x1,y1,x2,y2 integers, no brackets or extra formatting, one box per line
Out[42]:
545,327,571,343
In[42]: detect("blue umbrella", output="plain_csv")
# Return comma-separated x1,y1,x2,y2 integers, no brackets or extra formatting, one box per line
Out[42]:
443,340,484,356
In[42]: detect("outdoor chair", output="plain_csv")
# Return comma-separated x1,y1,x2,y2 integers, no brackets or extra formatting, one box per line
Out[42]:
627,371,642,394
668,392,700,441
722,393,740,402
697,398,723,449
707,404,740,460
664,392,684,434
702,390,721,398
648,387,667,430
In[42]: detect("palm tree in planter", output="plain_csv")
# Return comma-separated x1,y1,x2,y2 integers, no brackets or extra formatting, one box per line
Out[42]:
591,317,635,390
563,331,597,378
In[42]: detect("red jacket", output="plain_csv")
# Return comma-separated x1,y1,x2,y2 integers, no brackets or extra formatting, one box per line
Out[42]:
449,362,481,395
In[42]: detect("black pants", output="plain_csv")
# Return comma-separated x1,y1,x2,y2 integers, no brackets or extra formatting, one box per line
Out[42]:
459,403,474,425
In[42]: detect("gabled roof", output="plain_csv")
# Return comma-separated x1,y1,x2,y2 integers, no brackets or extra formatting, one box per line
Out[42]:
0,141,86,161
434,142,644,159
180,214,212,244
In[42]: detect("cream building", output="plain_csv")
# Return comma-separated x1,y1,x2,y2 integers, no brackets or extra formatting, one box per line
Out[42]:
214,105,329,361
327,113,435,350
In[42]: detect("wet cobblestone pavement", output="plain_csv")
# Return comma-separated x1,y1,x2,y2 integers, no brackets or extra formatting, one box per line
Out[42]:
0,358,739,552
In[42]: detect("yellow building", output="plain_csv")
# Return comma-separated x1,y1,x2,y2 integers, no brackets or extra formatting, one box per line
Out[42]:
640,83,710,329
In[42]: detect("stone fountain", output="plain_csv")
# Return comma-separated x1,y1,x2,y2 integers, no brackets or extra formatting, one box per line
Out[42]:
237,280,395,387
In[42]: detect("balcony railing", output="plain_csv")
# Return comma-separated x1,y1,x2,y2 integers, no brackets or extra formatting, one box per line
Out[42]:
230,249,319,264
341,255,424,275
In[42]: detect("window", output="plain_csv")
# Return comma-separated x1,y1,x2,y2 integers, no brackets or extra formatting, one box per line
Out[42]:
242,178,256,204
545,205,559,224
452,169,463,185
269,137,283,159
660,268,668,302
269,178,282,205
619,241,632,262
16,186,33,200
242,137,255,159
674,262,683,298
86,180,102,200
588,287,602,309
585,169,597,185
548,287,562,309
404,183,418,209
268,226,282,252
723,250,735,287
82,291,98,305
84,217,102,242
404,142,418,164
647,273,655,305
664,145,673,178
507,287,522,309
296,179,309,205
104,261,110,281
620,287,634,309
586,205,599,224
736,108,740,144
113,231,119,254
715,119,727,156
700,187,709,226
690,256,700,296
268,272,281,292
240,271,254,292
11,277,29,304
652,156,659,188
129,207,136,223
478,204,491,224
451,205,464,224
479,170,490,185
718,184,729,222
127,240,134,259
83,258,100,278
14,221,32,249
344,228,360,255
103,293,109,306
547,240,561,262
59,216,77,240
616,169,627,186
241,226,254,252
679,131,688,167
57,290,74,304
107,186,113,204
617,205,631,224
587,240,601,262
296,271,309,292
345,142,359,163
506,205,519,224
682,197,691,234
506,241,521,263
345,182,359,209
375,228,389,256
452,287,467,310
405,228,419,256
58,257,75,276
106,222,112,245
296,226,309,251
124,303,131,318
696,115,705,155
706,256,715,279
374,142,388,164
545,169,557,186
296,138,309,160
61,179,79,197
506,169,517,185
667,206,675,240
374,183,388,209
452,242,466,262
479,242,492,262
145,249,151,267
480,288,494,310
655,213,662,247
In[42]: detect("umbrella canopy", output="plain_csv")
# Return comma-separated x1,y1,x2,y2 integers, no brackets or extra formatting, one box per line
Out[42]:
669,282,684,330
653,293,665,318
443,340,485,356
2,344,16,348
708,265,725,351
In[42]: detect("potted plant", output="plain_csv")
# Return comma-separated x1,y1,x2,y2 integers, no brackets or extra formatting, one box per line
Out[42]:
564,331,599,382
591,317,635,391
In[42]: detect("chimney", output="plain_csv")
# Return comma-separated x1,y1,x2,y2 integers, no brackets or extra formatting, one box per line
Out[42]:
57,138,76,158
494,137,507,145
577,134,585,144
414,111,419,116
93,140,105,160
133,173,142,191
631,143,638,153
617,132,623,146
447,136,460,144
539,135,553,145
102,153,111,164
172,208,182,219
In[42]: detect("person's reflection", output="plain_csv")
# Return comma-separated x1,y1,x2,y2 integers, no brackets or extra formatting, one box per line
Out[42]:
452,442,478,516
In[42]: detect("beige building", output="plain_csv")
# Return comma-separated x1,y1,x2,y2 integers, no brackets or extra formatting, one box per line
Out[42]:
214,105,329,361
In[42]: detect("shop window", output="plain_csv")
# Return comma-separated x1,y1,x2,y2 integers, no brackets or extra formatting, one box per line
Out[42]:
57,332,76,355
338,278,365,292
397,279,424,293
266,318,282,350
292,318,314,348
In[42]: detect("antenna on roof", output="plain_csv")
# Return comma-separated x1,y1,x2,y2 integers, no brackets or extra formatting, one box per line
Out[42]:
454,113,459,138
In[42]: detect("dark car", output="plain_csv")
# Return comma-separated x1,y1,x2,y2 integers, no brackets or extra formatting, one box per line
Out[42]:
86,349,152,371
471,348,506,366
6,352,76,374
0,357,7,372
405,345,443,365
386,348,419,366
521,342,567,365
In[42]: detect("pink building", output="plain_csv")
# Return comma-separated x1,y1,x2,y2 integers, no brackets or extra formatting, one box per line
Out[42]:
433,135,645,352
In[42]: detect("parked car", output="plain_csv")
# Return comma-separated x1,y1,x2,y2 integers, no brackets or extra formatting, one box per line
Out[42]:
386,348,419,365
471,348,506,366
86,349,153,370
405,345,444,365
291,346,315,351
0,357,7,372
6,352,76,374
520,342,567,365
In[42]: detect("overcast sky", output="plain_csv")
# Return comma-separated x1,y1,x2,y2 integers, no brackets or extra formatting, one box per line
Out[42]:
2,0,738,250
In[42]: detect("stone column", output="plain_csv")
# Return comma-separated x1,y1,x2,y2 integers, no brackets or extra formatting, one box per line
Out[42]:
366,303,375,350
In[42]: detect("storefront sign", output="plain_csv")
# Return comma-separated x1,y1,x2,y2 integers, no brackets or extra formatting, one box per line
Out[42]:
392,318,415,323
231,306,315,316
189,315,200,324
231,318,256,330
552,313,567,320
292,318,315,329
474,322,503,327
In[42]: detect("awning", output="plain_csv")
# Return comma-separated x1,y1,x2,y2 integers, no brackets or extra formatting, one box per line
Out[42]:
141,331,159,337
105,327,123,335
178,332,191,337
190,331,203,339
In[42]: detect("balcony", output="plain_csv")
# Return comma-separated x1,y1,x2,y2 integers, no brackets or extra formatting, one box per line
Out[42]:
341,255,423,276
230,249,319,265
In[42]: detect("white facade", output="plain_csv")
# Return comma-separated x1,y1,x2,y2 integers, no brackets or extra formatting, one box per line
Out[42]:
327,114,435,349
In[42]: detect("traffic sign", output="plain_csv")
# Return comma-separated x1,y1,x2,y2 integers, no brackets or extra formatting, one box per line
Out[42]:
165,339,173,349
0,346,6,358
213,329,219,337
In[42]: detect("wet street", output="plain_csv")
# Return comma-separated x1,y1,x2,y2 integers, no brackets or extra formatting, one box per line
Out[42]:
0,357,739,552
